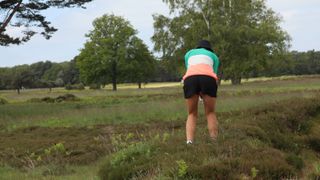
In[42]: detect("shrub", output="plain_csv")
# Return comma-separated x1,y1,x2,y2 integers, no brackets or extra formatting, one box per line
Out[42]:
65,83,85,90
27,98,42,103
286,154,304,170
41,97,55,103
269,132,300,153
189,161,238,179
99,142,154,180
176,160,188,178
55,94,79,102
243,125,270,143
89,84,101,90
0,97,8,105
27,94,80,103
308,137,320,152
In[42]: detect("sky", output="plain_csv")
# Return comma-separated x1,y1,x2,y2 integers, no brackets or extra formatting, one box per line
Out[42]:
0,0,320,67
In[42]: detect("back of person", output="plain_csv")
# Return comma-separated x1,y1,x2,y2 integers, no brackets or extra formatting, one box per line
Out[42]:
182,40,220,145
183,47,219,81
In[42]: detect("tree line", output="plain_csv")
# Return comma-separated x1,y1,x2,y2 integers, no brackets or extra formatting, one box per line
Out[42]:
0,57,180,92
0,50,319,92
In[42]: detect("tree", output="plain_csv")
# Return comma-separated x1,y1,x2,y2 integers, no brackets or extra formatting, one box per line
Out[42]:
0,0,93,46
153,0,290,84
77,14,153,91
124,37,155,88
11,65,32,94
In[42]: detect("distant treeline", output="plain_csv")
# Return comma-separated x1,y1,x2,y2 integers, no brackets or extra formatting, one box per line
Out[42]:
273,50,320,76
0,58,179,91
0,50,319,91
232,50,320,79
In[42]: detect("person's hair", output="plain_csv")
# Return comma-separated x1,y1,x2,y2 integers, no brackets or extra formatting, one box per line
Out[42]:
196,40,213,52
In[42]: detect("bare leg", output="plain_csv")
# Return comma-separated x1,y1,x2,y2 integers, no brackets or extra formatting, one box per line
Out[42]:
202,94,218,141
186,94,199,142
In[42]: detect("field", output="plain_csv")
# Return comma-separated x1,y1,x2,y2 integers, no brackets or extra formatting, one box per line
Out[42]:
0,75,320,179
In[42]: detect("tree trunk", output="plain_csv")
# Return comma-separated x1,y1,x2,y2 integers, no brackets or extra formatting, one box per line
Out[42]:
138,82,142,89
111,61,117,91
217,62,223,85
17,88,20,94
231,76,242,85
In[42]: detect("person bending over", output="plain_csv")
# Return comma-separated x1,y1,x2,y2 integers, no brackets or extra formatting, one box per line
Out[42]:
182,40,220,145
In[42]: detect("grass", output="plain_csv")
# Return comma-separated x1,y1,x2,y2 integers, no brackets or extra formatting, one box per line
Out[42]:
0,163,100,180
0,75,320,179
1,76,319,131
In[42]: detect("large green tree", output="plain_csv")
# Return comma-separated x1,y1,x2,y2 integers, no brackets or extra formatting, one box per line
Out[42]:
10,64,33,94
0,0,93,46
153,0,290,84
124,37,155,88
77,14,154,91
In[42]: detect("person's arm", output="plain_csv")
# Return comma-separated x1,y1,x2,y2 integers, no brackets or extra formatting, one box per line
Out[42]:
213,54,220,75
184,51,190,69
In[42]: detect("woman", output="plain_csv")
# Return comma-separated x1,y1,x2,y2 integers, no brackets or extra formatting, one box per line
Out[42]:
183,40,220,144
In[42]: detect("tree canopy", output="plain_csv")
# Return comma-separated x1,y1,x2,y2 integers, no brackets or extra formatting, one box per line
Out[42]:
153,0,291,84
0,0,93,46
77,14,155,90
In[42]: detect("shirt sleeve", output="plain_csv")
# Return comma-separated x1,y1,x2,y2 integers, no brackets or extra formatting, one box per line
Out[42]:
213,54,220,75
184,51,190,69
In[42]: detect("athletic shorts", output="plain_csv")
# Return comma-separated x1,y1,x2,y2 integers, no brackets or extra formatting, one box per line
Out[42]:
183,75,218,99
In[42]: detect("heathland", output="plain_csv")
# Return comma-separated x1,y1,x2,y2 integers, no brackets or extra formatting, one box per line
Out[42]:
0,75,320,179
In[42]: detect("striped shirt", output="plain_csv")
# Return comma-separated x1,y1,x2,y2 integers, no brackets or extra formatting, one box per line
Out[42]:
183,48,220,80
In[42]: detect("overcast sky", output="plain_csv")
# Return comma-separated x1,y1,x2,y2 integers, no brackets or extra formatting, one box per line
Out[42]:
1,0,319,67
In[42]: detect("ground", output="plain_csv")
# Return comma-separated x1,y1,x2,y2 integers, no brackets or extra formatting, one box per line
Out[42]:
0,75,320,179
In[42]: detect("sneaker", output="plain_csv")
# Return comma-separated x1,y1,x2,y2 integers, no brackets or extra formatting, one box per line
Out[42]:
186,140,193,145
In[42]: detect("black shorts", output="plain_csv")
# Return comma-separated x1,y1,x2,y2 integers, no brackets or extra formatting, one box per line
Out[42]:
183,75,218,99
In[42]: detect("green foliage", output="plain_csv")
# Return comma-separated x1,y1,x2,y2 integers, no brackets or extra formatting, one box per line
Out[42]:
251,167,259,178
0,0,94,46
286,154,304,170
308,137,320,152
176,160,188,178
99,142,154,180
27,94,80,103
122,37,156,88
65,83,85,90
77,14,155,91
0,97,8,105
0,60,80,91
44,143,67,156
153,0,290,84
89,83,101,90
313,162,320,178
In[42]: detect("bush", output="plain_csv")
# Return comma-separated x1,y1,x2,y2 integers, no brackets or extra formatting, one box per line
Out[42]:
99,142,154,180
27,98,42,103
308,137,320,152
41,97,55,103
286,154,304,170
65,83,85,90
89,84,101,90
243,125,270,143
270,132,300,152
189,161,238,179
55,94,79,102
0,97,8,105
27,94,80,103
